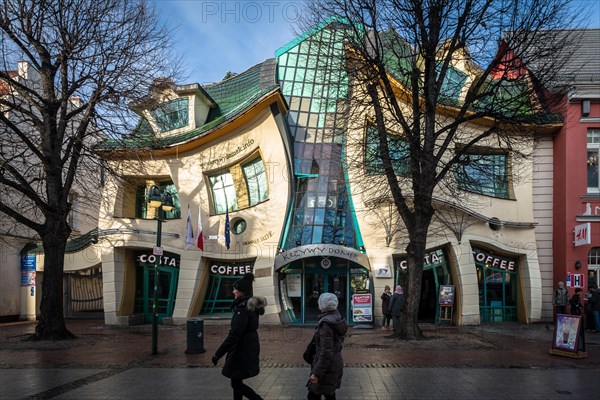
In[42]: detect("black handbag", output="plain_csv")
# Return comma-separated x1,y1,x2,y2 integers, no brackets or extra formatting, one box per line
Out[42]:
303,335,316,364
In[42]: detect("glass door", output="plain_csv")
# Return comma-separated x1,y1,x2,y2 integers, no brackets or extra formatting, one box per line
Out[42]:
304,267,348,323
134,264,179,323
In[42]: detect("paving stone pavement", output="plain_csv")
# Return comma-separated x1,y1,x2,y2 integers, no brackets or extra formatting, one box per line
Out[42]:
1,320,599,400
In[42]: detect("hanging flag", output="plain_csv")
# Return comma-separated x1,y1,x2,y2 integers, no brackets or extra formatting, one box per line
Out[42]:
185,205,194,250
197,205,204,251
224,208,231,250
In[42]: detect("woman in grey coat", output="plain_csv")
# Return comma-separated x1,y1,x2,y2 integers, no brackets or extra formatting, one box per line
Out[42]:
307,292,347,400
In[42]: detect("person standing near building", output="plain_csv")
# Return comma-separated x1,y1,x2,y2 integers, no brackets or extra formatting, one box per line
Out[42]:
591,284,600,333
389,285,404,335
569,288,583,316
552,281,569,315
212,273,267,400
380,285,392,330
307,292,347,400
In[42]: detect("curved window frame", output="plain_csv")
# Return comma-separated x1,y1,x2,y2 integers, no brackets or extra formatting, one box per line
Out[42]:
455,150,511,199
207,152,269,215
149,98,189,133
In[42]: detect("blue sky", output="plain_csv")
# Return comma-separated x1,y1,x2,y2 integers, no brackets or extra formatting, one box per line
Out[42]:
155,0,301,85
155,0,600,86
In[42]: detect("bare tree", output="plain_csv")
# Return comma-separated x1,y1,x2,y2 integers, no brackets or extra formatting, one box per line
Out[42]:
298,0,581,339
0,0,179,340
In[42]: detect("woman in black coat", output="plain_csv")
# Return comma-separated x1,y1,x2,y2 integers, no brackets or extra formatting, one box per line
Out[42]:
389,285,404,335
212,273,267,400
307,292,348,400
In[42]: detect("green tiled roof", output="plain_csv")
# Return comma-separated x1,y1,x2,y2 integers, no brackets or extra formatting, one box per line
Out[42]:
99,59,279,151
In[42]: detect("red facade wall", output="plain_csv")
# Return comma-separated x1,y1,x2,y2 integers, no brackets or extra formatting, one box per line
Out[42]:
553,99,600,295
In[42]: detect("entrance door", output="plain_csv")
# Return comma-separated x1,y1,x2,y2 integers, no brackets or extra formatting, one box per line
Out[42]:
134,264,179,323
304,269,347,323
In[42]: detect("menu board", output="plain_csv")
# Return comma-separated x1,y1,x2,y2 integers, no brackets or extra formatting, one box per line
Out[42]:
352,293,372,322
439,285,455,305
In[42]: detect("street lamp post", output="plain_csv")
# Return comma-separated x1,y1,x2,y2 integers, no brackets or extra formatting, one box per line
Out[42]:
147,185,174,356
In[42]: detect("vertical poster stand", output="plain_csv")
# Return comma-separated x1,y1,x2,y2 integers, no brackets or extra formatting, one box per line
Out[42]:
549,314,587,359
438,285,455,324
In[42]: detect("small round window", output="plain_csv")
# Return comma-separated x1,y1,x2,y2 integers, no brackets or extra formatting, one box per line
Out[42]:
232,218,247,235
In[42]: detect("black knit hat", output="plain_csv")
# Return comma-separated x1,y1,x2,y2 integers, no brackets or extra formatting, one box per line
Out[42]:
233,273,254,296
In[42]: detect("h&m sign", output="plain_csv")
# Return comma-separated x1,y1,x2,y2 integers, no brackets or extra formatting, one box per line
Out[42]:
574,223,591,247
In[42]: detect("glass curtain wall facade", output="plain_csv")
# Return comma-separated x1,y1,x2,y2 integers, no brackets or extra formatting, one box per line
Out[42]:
276,23,364,250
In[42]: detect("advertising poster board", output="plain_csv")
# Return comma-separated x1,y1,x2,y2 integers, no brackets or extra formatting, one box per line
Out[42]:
439,285,455,305
286,274,302,297
552,314,584,354
352,293,372,322
20,254,36,286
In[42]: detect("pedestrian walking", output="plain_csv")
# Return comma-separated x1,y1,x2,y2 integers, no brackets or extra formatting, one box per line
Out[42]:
569,288,583,316
307,292,347,400
212,273,267,400
380,285,392,330
552,281,569,315
389,285,404,336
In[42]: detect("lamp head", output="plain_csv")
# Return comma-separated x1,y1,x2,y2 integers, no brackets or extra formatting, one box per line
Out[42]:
161,192,174,212
147,185,163,208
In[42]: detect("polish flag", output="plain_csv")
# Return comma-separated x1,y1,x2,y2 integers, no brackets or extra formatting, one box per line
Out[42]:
197,205,204,251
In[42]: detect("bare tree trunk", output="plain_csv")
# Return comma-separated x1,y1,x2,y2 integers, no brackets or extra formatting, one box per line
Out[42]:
33,217,74,340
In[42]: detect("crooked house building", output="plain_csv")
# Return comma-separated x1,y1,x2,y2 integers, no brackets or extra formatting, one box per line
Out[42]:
16,22,584,327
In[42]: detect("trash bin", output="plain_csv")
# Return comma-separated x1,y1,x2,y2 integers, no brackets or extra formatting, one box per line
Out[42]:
185,318,206,354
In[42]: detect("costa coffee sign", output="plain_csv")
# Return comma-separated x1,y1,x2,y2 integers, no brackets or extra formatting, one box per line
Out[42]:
472,249,516,271
210,263,254,276
136,252,180,268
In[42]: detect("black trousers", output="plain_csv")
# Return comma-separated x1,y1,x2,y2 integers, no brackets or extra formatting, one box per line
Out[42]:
231,379,263,400
307,390,336,400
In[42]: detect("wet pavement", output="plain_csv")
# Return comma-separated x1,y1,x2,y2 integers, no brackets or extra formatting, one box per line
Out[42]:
1,319,599,399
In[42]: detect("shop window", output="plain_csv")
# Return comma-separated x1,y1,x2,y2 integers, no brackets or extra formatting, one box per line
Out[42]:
149,98,189,133
243,157,268,206
455,151,510,199
473,247,518,322
364,124,411,176
208,153,269,215
201,262,254,315
587,129,600,193
134,180,181,220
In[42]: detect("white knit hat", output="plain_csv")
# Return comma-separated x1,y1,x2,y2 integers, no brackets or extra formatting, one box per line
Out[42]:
318,292,338,312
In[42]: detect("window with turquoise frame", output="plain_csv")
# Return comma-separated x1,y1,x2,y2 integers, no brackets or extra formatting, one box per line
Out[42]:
135,181,181,219
209,172,238,214
149,98,189,132
455,152,509,198
365,124,410,176
435,62,468,101
243,157,269,206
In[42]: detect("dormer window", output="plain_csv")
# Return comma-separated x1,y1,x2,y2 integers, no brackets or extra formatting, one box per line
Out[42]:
149,98,189,132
